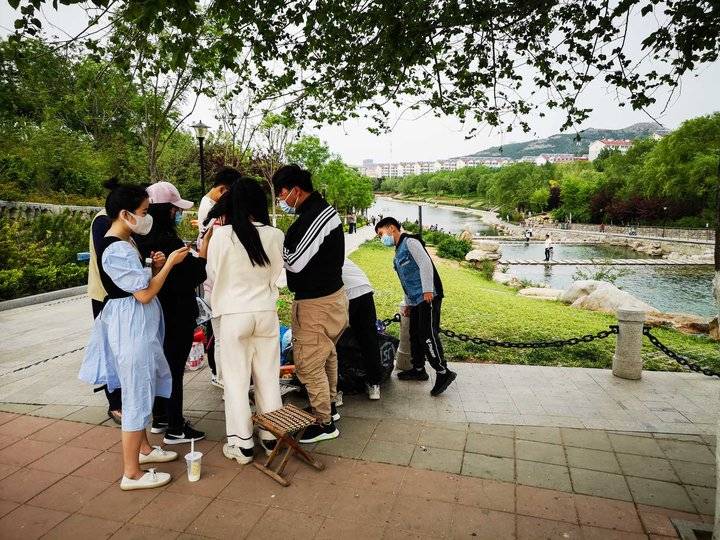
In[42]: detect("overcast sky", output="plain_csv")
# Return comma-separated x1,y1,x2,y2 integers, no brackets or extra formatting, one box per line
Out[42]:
2,2,719,166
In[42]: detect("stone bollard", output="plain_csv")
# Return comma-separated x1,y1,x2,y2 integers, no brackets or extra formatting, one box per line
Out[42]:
612,307,646,380
395,305,413,371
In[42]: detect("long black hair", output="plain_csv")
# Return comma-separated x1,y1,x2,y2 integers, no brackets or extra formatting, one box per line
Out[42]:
227,177,272,267
104,178,148,219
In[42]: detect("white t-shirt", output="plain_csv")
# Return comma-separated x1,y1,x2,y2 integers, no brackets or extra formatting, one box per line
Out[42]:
342,259,373,300
196,195,215,249
544,238,553,248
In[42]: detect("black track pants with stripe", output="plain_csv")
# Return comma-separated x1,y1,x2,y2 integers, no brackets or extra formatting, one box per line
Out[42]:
408,297,447,373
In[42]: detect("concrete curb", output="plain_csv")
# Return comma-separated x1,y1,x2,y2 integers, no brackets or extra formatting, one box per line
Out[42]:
0,286,87,312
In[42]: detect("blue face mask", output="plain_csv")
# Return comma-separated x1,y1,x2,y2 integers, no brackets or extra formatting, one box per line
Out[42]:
381,234,394,247
279,188,298,215
174,210,183,226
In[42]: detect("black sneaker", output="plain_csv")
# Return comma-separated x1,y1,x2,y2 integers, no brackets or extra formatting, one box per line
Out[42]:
397,368,429,381
150,419,168,434
163,422,206,445
430,370,457,396
331,402,340,422
299,421,339,444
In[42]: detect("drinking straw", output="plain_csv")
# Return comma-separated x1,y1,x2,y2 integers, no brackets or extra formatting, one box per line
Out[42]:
191,438,195,456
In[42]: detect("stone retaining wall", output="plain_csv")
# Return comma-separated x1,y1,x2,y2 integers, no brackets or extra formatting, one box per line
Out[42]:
559,222,714,241
0,200,102,220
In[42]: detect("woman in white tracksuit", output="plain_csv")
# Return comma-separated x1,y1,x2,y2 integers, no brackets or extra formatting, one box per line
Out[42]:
206,178,285,464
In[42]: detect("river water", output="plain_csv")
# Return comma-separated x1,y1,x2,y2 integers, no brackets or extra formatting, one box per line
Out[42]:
368,197,715,317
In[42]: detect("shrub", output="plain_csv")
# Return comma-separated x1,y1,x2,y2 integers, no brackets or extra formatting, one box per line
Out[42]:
437,237,472,260
478,260,496,280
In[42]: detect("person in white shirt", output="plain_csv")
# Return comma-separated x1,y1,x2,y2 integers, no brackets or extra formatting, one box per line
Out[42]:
206,178,285,464
544,234,554,261
342,259,382,400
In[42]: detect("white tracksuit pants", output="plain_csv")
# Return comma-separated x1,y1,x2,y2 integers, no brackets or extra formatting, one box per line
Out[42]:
211,317,223,382
219,311,283,449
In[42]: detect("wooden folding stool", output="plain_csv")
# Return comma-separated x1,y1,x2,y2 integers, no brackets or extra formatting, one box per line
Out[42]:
252,404,325,486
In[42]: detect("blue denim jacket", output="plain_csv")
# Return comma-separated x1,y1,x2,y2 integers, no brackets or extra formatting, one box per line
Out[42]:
393,237,424,306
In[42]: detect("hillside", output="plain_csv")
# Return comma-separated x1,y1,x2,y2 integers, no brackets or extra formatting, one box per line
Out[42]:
465,122,669,159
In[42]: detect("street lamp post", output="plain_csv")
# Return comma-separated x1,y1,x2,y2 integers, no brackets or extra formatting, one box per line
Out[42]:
662,206,668,238
191,121,210,195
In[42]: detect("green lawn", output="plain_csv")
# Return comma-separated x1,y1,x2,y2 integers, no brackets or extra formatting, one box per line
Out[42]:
346,240,720,372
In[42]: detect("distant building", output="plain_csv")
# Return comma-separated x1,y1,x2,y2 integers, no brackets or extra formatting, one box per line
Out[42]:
360,156,513,178
588,139,632,161
534,154,588,165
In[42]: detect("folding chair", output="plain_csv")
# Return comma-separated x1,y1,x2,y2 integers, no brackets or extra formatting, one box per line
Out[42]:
252,404,325,486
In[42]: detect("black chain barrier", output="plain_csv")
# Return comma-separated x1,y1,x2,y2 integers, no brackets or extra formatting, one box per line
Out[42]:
381,314,619,349
383,313,720,378
642,327,720,379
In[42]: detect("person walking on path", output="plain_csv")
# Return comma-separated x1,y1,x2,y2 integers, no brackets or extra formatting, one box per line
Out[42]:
347,212,357,234
88,206,122,424
544,233,554,262
79,179,188,491
273,164,348,444
374,217,457,397
342,258,382,400
136,181,208,445
206,178,285,464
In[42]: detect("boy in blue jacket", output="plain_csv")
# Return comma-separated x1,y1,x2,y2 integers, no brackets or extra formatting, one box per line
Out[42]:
375,217,457,396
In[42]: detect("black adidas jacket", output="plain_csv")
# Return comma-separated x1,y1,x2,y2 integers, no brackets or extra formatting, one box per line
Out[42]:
283,191,345,300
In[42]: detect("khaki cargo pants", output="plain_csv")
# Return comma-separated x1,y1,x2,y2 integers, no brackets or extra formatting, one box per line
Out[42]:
291,288,349,423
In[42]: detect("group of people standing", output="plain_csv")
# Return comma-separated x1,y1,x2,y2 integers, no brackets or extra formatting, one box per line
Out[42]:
80,163,457,491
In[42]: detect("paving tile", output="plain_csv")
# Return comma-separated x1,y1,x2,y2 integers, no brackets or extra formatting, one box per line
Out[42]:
626,477,695,512
580,526,647,539
657,439,715,464
418,427,467,451
685,485,715,515
468,423,515,438
352,460,407,494
560,428,612,451
361,439,415,466
29,474,111,513
0,404,41,415
64,406,110,425
31,404,84,420
516,515,582,539
636,504,702,537
248,506,324,539
609,433,665,457
570,468,631,501
455,476,515,513
449,506,515,540
71,451,123,483
566,447,621,474
517,460,571,492
399,467,459,503
112,524,181,540
574,494,643,532
339,417,379,439
0,411,18,426
371,419,423,444
465,433,514,458
388,494,454,538
192,418,225,442
270,478,339,517
27,445,101,474
184,498,265,538
0,503,69,540
328,484,395,523
132,491,213,532
0,415,55,439
515,426,561,444
314,435,366,458
66,425,119,451
217,466,285,505
0,462,19,482
516,484,577,523
293,454,356,485
43,513,123,539
0,498,18,519
78,482,160,522
461,453,514,482
616,453,679,482
409,446,463,474
0,467,64,503
0,437,60,467
0,434,20,451
516,440,566,466
166,465,238,498
28,419,93,444
315,517,384,540
670,460,715,487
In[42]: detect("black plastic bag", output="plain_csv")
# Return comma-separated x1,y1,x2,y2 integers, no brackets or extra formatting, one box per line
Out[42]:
336,326,398,394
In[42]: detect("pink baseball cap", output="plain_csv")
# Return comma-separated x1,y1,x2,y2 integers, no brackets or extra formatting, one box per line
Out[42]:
146,181,194,209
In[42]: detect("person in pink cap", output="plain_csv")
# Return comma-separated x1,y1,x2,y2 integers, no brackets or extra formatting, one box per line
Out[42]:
135,181,211,445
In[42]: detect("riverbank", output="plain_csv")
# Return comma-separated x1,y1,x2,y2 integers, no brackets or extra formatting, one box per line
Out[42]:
345,240,719,372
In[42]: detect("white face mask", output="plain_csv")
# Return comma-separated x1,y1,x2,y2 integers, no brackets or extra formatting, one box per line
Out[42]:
123,210,154,236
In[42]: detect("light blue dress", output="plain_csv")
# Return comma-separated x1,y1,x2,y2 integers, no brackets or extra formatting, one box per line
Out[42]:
79,240,172,431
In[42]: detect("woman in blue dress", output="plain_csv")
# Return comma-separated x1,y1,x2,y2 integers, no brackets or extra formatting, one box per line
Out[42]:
79,179,192,491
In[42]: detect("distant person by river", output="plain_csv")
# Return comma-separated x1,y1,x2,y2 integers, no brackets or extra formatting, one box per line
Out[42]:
544,234,554,261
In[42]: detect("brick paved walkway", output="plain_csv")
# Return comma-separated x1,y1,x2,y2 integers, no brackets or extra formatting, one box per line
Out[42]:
0,408,714,539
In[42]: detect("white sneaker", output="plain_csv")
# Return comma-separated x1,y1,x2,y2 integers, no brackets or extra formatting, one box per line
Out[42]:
367,385,381,400
223,443,253,465
120,469,171,491
139,446,178,464
210,375,224,389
